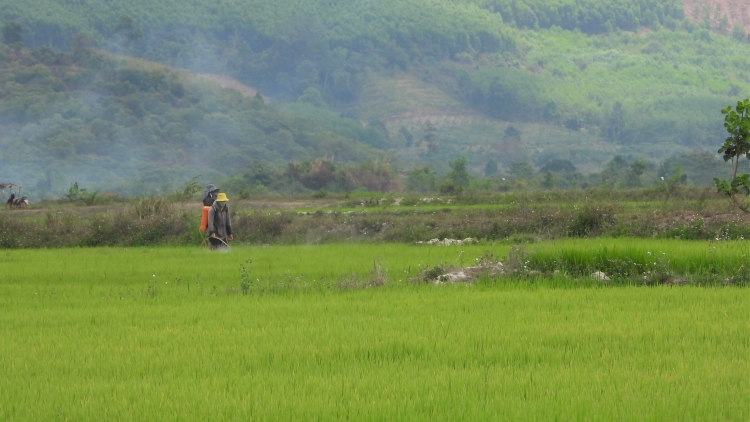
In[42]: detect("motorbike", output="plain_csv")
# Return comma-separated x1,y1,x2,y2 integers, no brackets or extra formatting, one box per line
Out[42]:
8,195,28,210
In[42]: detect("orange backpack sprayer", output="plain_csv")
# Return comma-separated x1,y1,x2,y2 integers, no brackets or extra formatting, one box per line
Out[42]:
200,184,220,246
200,206,210,231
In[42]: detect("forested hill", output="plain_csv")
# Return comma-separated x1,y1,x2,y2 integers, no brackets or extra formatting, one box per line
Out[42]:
0,45,379,195
2,0,750,195
2,0,682,100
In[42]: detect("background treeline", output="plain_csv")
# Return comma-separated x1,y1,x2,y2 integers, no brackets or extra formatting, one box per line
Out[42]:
219,150,729,196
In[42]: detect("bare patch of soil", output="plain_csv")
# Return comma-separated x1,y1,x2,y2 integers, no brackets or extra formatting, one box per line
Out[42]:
683,0,750,33
195,74,271,102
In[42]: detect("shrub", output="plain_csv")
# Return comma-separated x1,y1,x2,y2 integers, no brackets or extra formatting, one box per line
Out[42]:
568,205,614,237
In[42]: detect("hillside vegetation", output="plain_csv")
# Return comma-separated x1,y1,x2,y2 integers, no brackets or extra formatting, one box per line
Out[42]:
0,45,380,194
1,0,749,195
0,0,685,103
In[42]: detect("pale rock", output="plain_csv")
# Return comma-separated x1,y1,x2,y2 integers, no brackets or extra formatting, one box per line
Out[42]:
591,271,610,282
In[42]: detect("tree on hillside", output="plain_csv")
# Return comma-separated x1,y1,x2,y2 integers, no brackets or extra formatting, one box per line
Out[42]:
731,24,747,42
112,15,143,52
714,99,750,212
540,159,576,173
297,87,325,107
484,159,498,176
423,121,438,154
508,161,535,180
541,171,555,189
625,159,648,188
604,102,625,143
447,157,470,188
399,127,413,148
2,22,23,49
406,167,436,192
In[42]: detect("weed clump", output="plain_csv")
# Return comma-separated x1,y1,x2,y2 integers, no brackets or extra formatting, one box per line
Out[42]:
239,258,253,295
414,266,445,283
503,245,529,276
339,260,389,289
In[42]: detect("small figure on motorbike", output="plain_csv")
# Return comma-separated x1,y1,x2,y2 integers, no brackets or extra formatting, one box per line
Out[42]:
9,195,28,210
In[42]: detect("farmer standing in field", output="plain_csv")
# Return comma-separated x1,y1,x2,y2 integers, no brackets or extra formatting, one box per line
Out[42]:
207,192,233,249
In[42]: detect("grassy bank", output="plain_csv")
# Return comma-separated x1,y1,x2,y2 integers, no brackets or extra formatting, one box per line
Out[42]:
2,188,749,248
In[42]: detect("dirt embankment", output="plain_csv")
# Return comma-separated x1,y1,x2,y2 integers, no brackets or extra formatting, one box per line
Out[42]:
682,0,750,33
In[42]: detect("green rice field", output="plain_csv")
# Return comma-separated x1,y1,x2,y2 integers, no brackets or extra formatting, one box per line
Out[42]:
0,242,748,420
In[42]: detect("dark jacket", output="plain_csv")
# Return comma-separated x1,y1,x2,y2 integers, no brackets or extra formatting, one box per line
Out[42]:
207,202,232,239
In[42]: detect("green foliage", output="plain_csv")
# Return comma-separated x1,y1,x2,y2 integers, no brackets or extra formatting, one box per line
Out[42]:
508,162,535,180
113,15,143,46
64,182,98,205
239,258,253,295
447,157,471,188
714,99,750,211
731,24,746,42
483,159,498,176
3,0,750,197
422,121,438,154
406,167,437,192
541,171,555,189
2,21,22,49
437,178,461,195
466,68,543,120
0,46,379,196
539,159,576,173
297,87,324,107
452,27,747,159
399,127,414,147
568,205,614,237
171,175,203,203
416,265,444,283
656,166,686,200
599,156,654,188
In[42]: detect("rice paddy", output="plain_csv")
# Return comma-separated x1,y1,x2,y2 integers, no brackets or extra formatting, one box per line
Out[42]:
0,242,747,420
